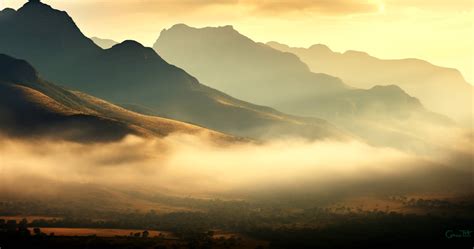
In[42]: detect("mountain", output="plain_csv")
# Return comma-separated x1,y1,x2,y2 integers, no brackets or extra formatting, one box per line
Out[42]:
152,24,446,120
0,7,15,20
154,24,348,107
288,84,454,150
267,41,474,125
0,54,234,142
153,24,455,150
91,36,119,49
0,1,345,141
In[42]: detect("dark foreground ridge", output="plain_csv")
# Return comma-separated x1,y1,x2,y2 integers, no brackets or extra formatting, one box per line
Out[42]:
0,54,234,142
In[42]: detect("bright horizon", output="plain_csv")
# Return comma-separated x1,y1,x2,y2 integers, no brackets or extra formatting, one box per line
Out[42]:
2,0,473,84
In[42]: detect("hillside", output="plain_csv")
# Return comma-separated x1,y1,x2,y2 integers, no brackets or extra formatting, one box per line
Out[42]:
0,2,345,141
0,54,232,142
267,41,474,125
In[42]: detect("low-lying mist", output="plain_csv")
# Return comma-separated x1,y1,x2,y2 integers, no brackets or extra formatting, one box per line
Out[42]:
0,128,472,205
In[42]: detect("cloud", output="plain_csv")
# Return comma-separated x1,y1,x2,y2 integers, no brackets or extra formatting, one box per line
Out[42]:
245,0,380,16
0,129,472,204
132,0,381,16
385,0,474,12
35,0,379,16
43,0,239,14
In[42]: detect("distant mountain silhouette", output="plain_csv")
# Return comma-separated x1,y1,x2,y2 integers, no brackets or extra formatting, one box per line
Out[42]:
267,41,474,125
153,24,454,150
153,24,443,120
0,2,345,141
154,24,348,107
91,36,119,49
0,54,234,142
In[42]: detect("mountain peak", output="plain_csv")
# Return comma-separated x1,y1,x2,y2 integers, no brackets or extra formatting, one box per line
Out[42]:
218,25,235,30
370,84,405,93
1,8,16,14
113,40,145,49
21,0,51,10
343,50,369,57
166,24,236,33
309,44,332,53
367,84,423,108
0,8,16,19
208,25,237,34
169,23,192,30
0,54,38,82
107,40,164,61
3,1,101,58
16,0,72,26
158,24,250,49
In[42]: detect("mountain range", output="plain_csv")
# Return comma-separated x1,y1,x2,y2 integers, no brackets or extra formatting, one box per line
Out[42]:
153,24,453,150
153,24,449,121
0,54,234,143
267,41,473,126
154,24,348,108
0,1,345,141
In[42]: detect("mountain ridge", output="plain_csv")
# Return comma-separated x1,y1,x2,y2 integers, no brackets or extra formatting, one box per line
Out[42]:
267,41,473,125
153,23,455,150
153,23,450,121
155,24,348,106
0,54,236,142
0,1,346,141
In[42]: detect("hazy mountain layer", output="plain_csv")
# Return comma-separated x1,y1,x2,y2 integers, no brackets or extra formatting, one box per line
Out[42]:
0,2,345,141
0,54,233,142
91,36,119,49
153,24,455,150
152,24,447,120
286,84,454,150
154,24,348,107
267,41,474,125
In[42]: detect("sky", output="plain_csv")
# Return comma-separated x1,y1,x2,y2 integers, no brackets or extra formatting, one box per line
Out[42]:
2,0,473,83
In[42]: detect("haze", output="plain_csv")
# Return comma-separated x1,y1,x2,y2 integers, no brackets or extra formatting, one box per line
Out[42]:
1,122,472,200
0,2,473,247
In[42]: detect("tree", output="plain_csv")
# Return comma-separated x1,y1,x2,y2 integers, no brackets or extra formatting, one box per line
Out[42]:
18,218,28,231
6,220,17,231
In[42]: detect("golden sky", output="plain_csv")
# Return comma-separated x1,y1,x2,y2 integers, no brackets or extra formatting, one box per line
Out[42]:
2,0,473,83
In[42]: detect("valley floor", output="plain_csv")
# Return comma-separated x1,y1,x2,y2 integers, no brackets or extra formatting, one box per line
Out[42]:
1,194,473,249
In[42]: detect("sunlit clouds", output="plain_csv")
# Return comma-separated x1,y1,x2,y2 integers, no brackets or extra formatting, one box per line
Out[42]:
1,0,472,82
1,129,472,198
